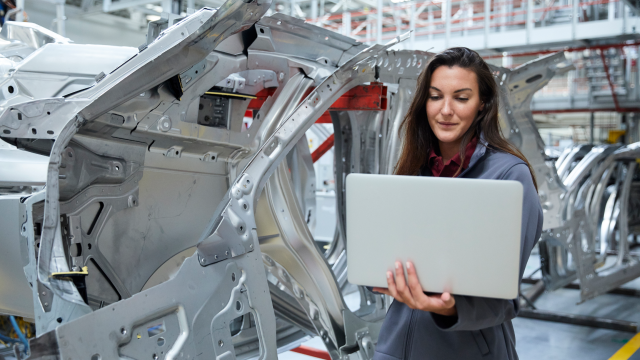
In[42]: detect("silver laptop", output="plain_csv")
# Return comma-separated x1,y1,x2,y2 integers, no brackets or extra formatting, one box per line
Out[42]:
346,173,523,300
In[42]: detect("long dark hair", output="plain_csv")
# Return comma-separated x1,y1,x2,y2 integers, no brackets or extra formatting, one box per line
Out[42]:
394,47,538,190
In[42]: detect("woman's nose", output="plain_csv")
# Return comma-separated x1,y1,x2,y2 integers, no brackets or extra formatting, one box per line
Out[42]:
441,98,454,116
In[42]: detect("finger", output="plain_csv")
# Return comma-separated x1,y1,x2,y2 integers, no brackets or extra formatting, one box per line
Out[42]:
394,262,414,305
394,261,408,293
386,271,399,299
420,292,456,313
441,292,456,308
373,288,391,296
405,261,425,295
405,261,430,308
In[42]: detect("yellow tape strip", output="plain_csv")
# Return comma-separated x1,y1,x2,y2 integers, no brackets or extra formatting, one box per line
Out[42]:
50,266,89,277
204,92,257,99
609,332,640,360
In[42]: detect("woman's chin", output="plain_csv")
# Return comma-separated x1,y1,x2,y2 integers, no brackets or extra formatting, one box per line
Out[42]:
435,133,461,144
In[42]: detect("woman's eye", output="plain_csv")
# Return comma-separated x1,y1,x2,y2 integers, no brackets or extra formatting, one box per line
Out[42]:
429,96,441,100
457,98,469,101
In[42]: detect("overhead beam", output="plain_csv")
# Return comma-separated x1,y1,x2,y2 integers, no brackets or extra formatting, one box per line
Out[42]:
351,0,377,9
103,0,161,12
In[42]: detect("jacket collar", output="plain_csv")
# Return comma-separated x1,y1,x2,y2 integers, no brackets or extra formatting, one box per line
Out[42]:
456,132,488,178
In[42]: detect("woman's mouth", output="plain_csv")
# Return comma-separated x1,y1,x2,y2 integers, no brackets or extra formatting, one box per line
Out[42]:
438,122,457,128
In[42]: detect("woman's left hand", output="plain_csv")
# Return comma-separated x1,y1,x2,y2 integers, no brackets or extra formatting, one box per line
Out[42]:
373,261,457,317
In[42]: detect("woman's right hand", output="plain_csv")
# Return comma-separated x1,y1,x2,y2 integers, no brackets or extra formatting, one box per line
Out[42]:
373,261,457,317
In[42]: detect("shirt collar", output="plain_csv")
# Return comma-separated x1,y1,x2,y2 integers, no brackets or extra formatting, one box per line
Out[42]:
428,136,479,169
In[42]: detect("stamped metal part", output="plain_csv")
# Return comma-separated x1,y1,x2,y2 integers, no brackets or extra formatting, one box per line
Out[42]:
491,52,575,231
5,0,288,358
0,5,415,360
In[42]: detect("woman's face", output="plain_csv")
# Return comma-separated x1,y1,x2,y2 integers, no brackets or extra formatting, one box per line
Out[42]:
426,65,484,146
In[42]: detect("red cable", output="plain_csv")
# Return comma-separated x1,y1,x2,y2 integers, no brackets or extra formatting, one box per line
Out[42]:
290,345,332,360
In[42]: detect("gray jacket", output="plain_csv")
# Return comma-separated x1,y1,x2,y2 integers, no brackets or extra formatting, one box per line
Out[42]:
372,140,544,360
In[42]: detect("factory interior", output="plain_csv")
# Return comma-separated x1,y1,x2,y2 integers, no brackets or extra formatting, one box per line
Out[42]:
1,0,640,359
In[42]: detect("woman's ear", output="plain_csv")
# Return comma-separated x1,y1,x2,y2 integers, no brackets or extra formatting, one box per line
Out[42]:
479,102,485,112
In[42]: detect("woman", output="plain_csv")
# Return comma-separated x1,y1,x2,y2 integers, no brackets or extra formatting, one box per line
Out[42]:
371,47,543,359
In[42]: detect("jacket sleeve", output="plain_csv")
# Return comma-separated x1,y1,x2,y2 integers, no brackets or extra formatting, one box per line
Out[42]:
431,163,543,331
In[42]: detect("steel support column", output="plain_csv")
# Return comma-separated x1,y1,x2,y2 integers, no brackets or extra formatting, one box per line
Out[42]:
572,0,578,40
410,1,416,48
623,4,628,33
444,0,450,47
172,0,182,15
527,0,534,44
55,2,65,36
428,6,434,40
395,6,402,38
377,0,383,43
311,0,318,21
343,10,351,36
15,0,24,21
162,0,172,13
501,0,507,32
484,0,490,48
621,113,628,144
590,112,595,144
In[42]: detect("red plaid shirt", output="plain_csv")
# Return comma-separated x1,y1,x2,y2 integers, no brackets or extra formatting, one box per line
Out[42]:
428,137,478,177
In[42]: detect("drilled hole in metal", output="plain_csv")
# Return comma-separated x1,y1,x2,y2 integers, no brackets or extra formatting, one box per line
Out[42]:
526,74,542,83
